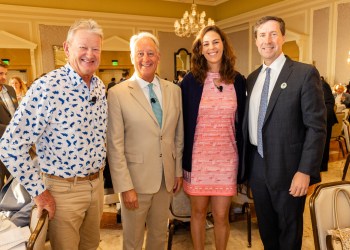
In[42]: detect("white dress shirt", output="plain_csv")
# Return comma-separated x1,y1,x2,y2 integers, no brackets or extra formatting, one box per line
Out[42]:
133,74,163,108
248,53,286,146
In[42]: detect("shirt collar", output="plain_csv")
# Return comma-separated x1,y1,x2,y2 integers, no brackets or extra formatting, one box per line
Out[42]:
133,73,159,89
0,85,8,94
262,53,286,73
64,63,98,90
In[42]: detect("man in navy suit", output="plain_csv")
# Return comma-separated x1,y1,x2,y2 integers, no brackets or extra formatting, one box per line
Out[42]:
0,61,18,189
242,16,326,249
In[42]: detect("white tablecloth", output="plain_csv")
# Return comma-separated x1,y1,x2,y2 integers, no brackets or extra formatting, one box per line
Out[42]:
0,219,30,250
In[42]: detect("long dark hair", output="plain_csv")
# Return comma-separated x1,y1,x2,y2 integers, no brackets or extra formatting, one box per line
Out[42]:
191,25,236,84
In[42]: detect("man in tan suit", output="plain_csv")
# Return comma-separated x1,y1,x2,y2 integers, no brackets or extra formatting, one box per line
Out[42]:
107,32,183,250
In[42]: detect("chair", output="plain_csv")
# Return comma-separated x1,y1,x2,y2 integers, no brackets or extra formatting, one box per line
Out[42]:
167,189,192,250
342,154,350,181
331,112,347,157
231,183,254,248
26,206,49,250
167,189,213,250
309,181,350,250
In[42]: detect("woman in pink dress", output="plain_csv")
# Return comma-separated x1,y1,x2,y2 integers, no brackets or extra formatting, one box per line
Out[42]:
181,25,246,249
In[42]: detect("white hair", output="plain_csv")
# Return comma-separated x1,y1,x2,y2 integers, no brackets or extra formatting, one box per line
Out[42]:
129,32,160,58
66,19,103,43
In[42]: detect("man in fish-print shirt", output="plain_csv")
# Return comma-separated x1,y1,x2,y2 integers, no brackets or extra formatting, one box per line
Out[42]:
0,19,107,250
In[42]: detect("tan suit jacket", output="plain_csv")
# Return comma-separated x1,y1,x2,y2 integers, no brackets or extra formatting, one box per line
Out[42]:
107,76,183,194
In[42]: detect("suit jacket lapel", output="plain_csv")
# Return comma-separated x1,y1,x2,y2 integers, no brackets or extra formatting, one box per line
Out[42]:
8,88,18,110
128,80,159,126
247,67,262,95
159,79,169,130
243,67,261,133
264,58,293,123
0,99,11,117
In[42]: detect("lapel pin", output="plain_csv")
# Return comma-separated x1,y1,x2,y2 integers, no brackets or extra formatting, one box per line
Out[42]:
281,82,287,89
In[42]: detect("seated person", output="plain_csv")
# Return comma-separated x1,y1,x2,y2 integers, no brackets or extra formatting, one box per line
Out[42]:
334,84,350,108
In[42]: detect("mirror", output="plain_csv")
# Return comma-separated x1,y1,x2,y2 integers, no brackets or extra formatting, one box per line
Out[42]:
174,48,191,79
53,45,66,68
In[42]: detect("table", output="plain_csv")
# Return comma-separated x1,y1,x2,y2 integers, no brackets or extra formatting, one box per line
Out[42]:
0,219,30,250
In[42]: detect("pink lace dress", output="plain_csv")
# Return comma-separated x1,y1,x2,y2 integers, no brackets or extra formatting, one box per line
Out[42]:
183,72,238,196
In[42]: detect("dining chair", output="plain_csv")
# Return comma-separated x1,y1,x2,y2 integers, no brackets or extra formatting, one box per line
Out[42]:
167,189,192,250
231,183,255,248
26,206,49,250
331,112,347,157
167,189,213,250
309,181,350,250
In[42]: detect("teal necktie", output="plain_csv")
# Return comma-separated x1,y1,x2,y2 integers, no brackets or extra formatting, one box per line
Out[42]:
148,83,162,127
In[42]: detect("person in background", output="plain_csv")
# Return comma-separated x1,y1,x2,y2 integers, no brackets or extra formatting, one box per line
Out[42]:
345,81,350,95
181,25,246,250
9,76,27,103
321,76,337,172
174,70,186,86
0,19,107,250
119,71,129,83
107,77,117,91
0,61,18,189
107,32,183,250
242,16,326,249
334,84,350,108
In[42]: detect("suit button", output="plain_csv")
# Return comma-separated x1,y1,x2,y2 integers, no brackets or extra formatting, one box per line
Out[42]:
160,136,162,140
160,154,162,157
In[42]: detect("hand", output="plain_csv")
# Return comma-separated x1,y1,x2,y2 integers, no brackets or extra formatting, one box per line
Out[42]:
33,190,56,220
121,189,139,210
289,171,310,197
173,177,183,194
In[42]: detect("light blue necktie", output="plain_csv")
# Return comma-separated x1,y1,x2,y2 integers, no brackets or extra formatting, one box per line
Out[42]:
148,83,162,128
257,67,271,158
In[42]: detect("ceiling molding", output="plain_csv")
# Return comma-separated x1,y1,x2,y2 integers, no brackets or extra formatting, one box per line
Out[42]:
0,30,37,49
163,0,229,6
217,0,336,32
103,36,130,51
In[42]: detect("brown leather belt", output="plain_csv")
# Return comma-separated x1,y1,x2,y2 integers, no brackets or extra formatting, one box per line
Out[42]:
44,169,103,182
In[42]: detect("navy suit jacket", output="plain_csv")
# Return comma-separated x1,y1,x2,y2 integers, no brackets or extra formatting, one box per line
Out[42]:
241,57,326,189
0,85,18,137
181,71,246,183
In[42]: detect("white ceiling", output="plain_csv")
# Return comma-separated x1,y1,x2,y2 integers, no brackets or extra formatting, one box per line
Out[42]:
163,0,229,6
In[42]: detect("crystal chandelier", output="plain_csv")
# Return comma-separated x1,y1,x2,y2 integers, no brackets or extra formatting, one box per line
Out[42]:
174,1,215,38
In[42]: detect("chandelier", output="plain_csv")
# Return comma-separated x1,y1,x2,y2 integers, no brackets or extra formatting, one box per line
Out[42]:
174,1,215,38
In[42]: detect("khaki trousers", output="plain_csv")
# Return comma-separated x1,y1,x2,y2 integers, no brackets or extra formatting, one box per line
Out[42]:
43,172,104,250
121,178,171,250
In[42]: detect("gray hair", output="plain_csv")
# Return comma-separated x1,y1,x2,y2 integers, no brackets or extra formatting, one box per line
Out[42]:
66,19,103,43
130,32,159,58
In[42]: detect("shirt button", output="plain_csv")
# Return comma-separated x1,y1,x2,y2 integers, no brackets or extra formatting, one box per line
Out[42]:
160,136,162,140
160,154,162,157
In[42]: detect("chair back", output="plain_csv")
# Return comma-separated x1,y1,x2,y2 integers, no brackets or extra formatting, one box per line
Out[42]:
26,206,49,250
169,189,191,220
232,183,253,206
331,113,345,138
309,181,350,250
